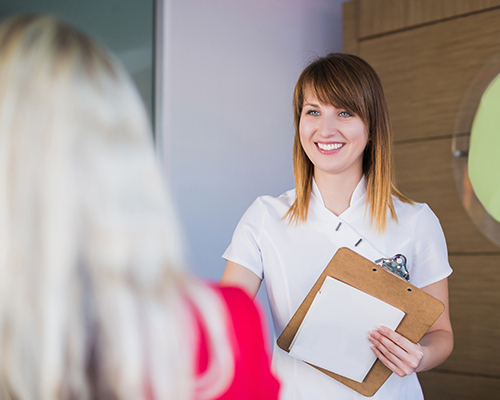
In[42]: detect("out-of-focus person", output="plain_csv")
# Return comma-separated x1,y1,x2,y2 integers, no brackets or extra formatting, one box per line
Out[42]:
0,14,279,400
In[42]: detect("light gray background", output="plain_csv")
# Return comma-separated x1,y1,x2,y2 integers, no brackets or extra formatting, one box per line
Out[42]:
158,0,347,327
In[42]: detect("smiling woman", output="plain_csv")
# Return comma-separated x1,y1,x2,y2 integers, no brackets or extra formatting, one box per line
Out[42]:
220,53,454,400
287,53,411,229
298,97,368,214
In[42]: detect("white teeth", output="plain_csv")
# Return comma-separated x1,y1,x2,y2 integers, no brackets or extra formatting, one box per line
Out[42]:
317,142,343,151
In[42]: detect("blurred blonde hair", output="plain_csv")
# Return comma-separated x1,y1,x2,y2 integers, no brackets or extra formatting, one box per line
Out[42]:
0,14,233,400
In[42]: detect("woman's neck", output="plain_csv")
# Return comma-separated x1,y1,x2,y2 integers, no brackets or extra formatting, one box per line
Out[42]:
314,169,363,216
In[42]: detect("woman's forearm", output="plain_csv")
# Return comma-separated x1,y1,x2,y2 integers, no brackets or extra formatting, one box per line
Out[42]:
416,328,454,373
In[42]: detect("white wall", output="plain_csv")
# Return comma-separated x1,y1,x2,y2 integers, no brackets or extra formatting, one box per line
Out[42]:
159,0,345,322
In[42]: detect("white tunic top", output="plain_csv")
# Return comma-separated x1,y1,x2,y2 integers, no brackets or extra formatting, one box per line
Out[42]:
223,177,452,400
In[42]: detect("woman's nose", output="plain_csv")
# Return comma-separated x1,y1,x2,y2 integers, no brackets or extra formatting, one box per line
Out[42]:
319,113,337,137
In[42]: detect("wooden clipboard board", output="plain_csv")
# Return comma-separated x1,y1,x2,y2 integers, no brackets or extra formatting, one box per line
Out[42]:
277,247,445,397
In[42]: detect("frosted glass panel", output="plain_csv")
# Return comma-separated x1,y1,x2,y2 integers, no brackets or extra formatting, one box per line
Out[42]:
0,0,154,130
453,51,500,248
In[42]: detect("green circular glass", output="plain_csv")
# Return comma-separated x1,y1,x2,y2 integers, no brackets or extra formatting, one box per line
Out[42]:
453,53,500,248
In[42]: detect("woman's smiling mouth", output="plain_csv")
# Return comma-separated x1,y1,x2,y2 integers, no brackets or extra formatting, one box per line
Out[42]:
316,142,344,151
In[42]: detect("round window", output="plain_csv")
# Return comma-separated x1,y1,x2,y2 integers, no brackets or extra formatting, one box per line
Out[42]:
453,52,500,248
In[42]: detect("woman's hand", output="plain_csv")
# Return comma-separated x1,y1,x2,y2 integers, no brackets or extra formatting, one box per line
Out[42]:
369,279,454,376
369,326,424,377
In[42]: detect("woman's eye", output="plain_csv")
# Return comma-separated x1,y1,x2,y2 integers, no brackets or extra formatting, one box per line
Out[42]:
339,111,351,117
306,110,320,116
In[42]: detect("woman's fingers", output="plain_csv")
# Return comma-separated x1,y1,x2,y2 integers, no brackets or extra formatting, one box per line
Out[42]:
369,331,410,376
369,326,424,377
370,342,406,377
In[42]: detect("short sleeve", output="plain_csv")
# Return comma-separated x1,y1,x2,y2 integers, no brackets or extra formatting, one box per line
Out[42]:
410,204,453,288
222,198,266,279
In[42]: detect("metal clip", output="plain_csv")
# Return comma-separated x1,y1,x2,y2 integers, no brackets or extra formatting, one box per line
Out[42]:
374,254,409,281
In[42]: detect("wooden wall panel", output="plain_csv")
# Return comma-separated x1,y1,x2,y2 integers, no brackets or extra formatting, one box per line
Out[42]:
359,8,500,142
442,255,500,376
393,138,499,253
407,0,500,27
358,0,500,38
358,0,406,38
342,0,358,55
345,2,500,397
418,371,500,400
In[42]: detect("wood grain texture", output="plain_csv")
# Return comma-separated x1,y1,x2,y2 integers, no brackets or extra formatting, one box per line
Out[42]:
407,0,500,27
393,138,499,253
418,370,500,400
342,0,358,54
359,0,500,38
358,0,406,38
440,254,500,376
418,257,500,397
345,1,500,395
359,7,500,142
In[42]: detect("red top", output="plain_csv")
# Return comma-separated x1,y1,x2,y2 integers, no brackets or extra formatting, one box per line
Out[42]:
196,286,280,400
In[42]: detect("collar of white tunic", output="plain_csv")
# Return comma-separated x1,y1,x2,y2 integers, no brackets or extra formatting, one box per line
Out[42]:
310,175,367,218
307,175,390,274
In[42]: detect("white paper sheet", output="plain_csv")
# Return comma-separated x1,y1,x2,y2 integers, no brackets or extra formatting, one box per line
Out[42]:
288,276,405,383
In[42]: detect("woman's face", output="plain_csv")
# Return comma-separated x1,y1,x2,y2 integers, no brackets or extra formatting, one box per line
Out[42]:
299,92,368,181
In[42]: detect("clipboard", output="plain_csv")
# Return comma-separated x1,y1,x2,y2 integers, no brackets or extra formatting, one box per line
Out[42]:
277,247,445,397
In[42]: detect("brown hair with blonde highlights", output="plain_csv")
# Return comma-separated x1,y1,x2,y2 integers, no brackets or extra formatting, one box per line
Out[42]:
284,53,412,232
